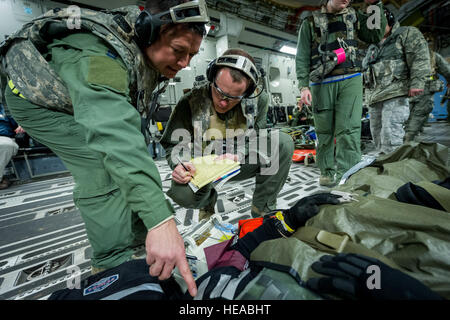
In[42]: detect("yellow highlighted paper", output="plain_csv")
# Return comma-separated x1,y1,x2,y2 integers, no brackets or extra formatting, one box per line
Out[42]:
189,155,240,192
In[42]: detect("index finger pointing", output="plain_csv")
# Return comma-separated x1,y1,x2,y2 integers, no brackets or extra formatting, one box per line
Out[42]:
177,257,197,297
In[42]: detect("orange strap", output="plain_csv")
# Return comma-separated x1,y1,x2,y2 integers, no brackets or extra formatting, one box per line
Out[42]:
238,217,263,238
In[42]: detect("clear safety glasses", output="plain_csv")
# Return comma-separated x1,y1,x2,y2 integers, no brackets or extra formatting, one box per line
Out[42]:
212,81,244,102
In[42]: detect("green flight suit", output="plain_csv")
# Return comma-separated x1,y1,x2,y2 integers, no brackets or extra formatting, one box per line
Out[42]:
5,33,174,270
160,84,294,215
295,2,387,181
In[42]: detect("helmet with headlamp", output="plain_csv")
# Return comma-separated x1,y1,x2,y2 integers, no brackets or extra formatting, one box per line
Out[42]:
135,0,210,49
206,54,262,99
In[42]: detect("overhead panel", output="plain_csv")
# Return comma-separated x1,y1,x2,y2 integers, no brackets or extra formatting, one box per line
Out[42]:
262,0,321,9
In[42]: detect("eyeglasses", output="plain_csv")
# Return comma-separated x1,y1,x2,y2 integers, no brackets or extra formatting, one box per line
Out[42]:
212,81,244,101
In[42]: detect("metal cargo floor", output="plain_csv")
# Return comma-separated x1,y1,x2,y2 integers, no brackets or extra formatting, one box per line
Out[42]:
0,159,328,300
1,121,449,300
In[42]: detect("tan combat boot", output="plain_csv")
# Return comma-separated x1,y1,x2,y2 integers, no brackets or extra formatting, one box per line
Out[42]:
199,203,216,221
0,178,11,190
319,175,335,187
250,205,266,218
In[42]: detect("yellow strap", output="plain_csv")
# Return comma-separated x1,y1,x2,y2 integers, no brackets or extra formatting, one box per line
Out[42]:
8,80,26,99
275,211,295,233
156,122,164,131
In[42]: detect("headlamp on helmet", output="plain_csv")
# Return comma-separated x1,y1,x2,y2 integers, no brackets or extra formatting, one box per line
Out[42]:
206,54,261,98
135,0,210,48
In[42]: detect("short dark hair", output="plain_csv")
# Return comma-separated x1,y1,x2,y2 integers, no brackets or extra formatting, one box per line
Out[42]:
145,0,206,39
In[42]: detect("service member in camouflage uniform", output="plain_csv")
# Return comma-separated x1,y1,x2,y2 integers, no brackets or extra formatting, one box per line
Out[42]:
405,51,450,142
0,0,210,297
296,0,387,187
160,49,294,218
364,9,431,155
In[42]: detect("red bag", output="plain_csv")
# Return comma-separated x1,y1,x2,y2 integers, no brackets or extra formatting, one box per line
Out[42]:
238,217,264,238
292,149,316,162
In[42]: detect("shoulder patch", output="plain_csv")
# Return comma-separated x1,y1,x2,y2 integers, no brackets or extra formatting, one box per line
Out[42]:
83,274,119,296
87,55,128,93
106,50,118,59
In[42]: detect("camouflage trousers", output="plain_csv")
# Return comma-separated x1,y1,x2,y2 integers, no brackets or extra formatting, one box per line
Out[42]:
404,93,434,142
369,96,410,155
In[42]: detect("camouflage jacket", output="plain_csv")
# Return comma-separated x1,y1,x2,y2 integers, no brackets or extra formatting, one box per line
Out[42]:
364,22,431,105
426,51,450,93
435,52,450,83
160,83,268,169
0,6,161,118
